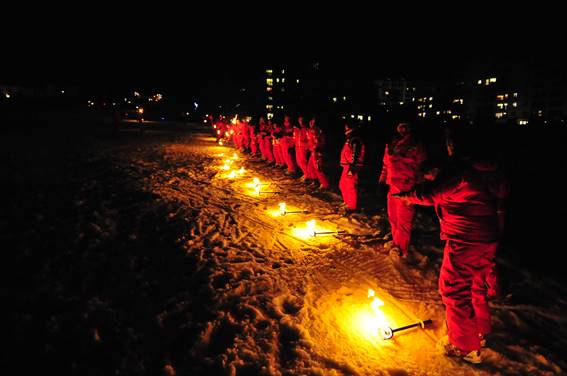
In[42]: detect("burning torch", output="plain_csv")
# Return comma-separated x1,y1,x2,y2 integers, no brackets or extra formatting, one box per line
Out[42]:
379,319,433,340
278,202,307,216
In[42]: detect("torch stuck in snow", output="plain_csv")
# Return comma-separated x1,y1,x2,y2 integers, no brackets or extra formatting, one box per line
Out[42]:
278,202,307,216
379,319,433,340
313,230,347,237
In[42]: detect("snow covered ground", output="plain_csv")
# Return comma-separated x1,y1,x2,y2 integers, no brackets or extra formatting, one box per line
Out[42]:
4,127,567,375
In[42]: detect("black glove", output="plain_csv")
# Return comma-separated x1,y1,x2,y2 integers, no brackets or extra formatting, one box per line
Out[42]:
347,164,356,176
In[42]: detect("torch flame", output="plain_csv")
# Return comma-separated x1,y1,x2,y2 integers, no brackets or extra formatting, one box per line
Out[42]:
279,202,287,216
232,153,239,160
227,170,237,178
366,289,390,339
238,167,245,174
307,220,316,237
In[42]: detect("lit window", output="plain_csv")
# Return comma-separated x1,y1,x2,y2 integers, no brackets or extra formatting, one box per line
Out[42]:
296,79,300,84
512,102,517,107
267,87,272,92
266,104,273,110
367,116,372,121
357,115,363,121
428,104,432,108
436,111,441,115
268,96,273,101
332,97,337,103
343,96,347,101
496,95,504,100
350,114,355,119
385,91,389,95
281,69,285,74
276,78,280,83
513,92,518,97
429,97,433,101
282,78,285,83
497,103,504,109
266,69,273,74
452,115,460,119
267,112,274,119
490,78,497,82
267,78,273,86
478,80,482,84
399,101,404,105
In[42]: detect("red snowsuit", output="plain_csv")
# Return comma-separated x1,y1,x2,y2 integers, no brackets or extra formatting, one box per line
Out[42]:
294,125,310,177
400,162,509,353
259,122,275,162
249,123,259,155
339,131,366,210
307,124,330,189
271,123,284,167
380,135,427,255
281,119,298,173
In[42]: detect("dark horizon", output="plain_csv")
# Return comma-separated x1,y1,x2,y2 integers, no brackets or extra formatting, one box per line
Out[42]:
3,17,566,99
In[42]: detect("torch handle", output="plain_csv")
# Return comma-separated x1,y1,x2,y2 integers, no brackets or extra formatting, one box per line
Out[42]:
391,319,432,334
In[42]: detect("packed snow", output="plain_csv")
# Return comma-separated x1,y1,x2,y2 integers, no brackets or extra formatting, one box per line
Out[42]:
4,127,567,375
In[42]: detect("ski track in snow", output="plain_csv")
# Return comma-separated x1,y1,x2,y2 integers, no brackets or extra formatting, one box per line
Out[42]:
120,133,566,375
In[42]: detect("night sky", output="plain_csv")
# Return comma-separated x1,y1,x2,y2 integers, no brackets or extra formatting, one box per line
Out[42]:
2,11,566,99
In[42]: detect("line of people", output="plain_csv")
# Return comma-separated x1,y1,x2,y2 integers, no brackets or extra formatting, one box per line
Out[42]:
210,114,509,365
213,114,330,189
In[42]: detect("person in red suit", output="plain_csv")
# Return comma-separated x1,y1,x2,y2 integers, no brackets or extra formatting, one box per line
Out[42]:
307,116,330,190
281,115,298,175
394,153,509,364
339,122,366,213
379,122,427,258
293,116,310,179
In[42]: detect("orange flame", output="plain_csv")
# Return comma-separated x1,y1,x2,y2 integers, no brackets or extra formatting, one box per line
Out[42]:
279,202,287,215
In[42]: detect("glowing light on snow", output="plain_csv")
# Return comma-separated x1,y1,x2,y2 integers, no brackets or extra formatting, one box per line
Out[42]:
292,220,336,239
247,177,268,195
339,289,397,345
272,202,305,217
366,289,391,339
224,167,246,179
